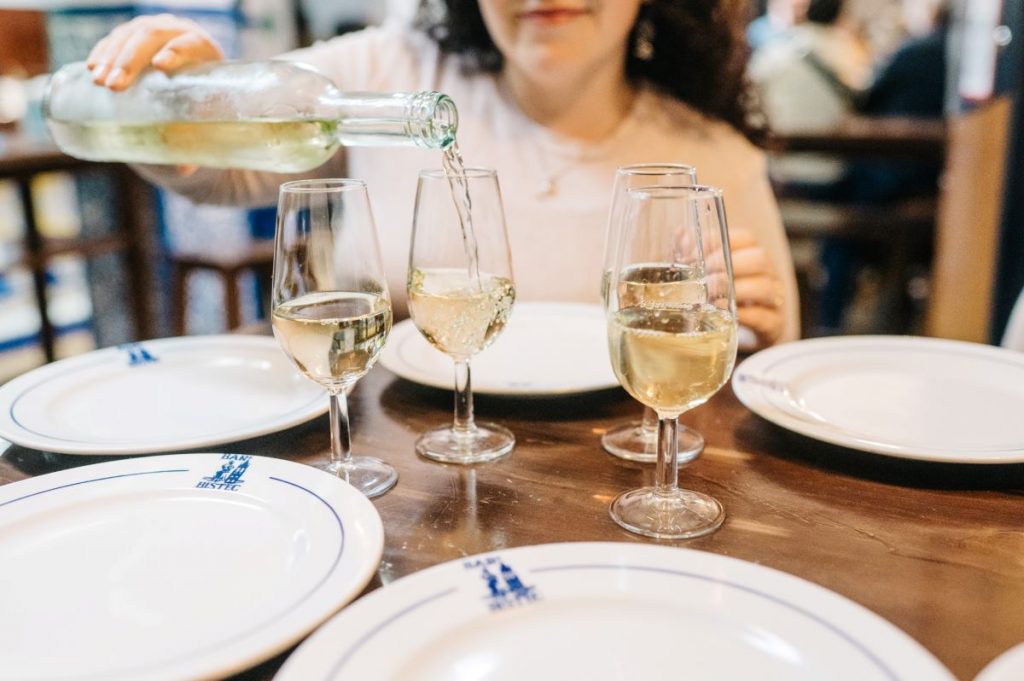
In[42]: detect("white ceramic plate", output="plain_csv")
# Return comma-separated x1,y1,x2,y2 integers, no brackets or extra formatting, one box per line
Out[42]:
0,453,384,681
732,336,1024,463
380,302,618,396
275,542,953,681
0,335,327,455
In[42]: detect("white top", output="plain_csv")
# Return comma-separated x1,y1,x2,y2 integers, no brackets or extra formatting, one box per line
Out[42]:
138,27,799,341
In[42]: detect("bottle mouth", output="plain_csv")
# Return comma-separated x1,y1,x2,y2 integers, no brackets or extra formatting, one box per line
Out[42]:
409,92,458,150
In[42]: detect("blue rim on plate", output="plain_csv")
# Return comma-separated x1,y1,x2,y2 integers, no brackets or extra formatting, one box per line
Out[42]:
274,542,954,681
733,335,1024,463
0,454,383,681
0,335,327,455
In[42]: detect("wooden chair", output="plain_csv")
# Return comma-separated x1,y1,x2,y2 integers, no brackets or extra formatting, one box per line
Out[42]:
0,132,156,361
169,240,275,335
770,116,947,337
926,97,1014,342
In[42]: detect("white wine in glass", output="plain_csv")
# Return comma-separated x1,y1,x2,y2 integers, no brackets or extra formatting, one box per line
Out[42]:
271,179,398,498
408,166,516,464
407,268,514,358
599,163,705,464
274,292,391,386
606,184,738,539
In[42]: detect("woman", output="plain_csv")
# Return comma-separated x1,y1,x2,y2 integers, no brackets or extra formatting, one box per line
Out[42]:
86,0,798,347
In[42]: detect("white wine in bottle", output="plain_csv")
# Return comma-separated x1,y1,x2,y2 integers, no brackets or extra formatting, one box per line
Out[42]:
44,62,458,171
48,119,341,173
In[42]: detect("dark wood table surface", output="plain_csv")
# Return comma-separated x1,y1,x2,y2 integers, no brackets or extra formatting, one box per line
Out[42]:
2,361,1022,681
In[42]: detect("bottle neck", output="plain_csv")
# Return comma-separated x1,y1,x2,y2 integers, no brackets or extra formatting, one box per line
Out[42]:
325,90,458,150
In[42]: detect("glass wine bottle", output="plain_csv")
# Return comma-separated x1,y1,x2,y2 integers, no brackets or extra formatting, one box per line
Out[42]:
43,61,458,172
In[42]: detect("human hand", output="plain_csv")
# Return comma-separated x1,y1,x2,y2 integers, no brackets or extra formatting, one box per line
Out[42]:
86,14,224,91
730,227,785,349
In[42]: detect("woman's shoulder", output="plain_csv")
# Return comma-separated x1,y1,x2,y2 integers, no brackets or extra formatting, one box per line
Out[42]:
284,25,443,91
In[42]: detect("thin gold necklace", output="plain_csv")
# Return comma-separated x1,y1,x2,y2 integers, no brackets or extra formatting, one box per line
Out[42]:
533,145,609,199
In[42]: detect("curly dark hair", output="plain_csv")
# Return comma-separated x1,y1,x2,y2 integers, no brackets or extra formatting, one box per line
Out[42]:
417,0,766,146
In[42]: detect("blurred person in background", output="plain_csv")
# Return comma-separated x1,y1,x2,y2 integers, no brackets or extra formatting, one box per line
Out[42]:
748,0,873,194
839,0,950,202
81,0,802,348
815,0,950,331
746,0,810,50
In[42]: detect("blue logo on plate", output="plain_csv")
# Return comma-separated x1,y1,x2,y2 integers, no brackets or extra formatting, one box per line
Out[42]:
119,343,158,366
464,557,539,611
196,454,251,491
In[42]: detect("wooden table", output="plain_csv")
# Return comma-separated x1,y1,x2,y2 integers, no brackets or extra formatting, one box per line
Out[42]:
1,364,1021,681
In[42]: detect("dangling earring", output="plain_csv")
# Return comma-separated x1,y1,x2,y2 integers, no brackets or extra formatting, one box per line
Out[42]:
634,17,655,61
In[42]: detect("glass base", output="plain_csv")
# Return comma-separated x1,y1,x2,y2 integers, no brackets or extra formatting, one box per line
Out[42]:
610,487,724,540
416,422,515,465
315,456,397,499
601,421,704,464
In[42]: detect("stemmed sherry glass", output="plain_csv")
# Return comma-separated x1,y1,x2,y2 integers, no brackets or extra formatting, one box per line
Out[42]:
271,179,398,497
605,184,738,538
600,163,703,463
407,167,516,464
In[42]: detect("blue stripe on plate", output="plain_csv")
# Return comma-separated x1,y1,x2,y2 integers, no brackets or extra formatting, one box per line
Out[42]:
5,343,325,446
327,588,457,680
326,562,898,680
0,469,188,507
1,469,348,677
534,564,897,680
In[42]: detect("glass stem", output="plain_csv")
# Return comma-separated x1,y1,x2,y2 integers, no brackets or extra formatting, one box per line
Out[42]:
655,416,680,494
640,405,659,440
453,359,476,435
329,388,352,467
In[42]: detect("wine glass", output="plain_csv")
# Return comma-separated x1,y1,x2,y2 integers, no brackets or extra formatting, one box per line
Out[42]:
605,184,738,539
600,163,705,463
408,167,516,464
271,179,398,498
